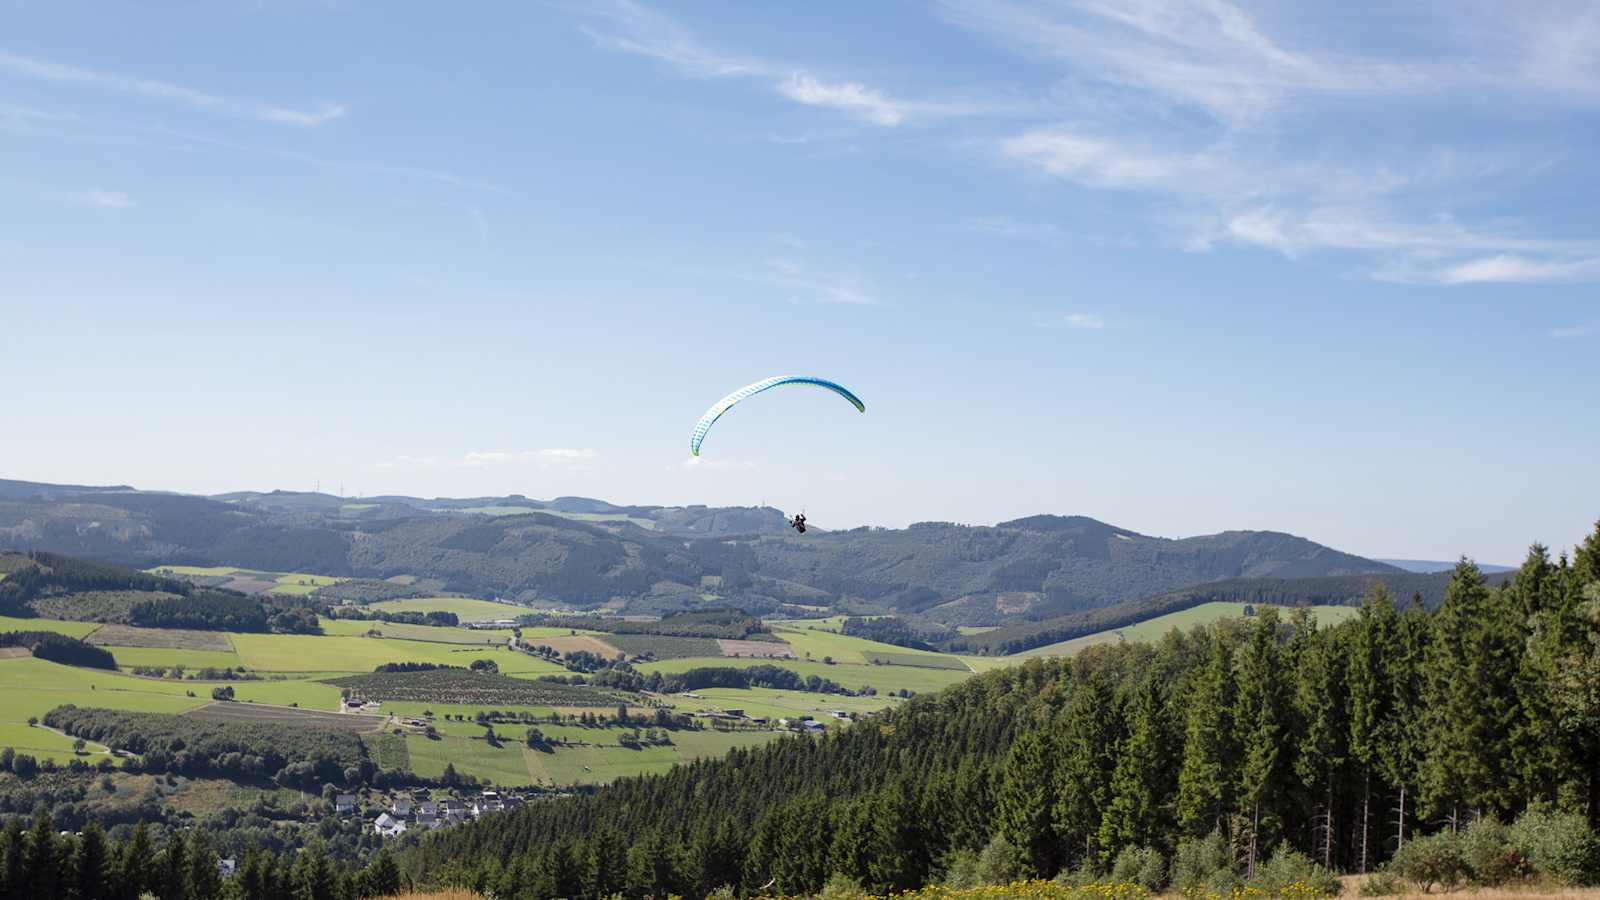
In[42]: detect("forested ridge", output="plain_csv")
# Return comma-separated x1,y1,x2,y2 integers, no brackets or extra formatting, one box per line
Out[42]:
405,521,1600,899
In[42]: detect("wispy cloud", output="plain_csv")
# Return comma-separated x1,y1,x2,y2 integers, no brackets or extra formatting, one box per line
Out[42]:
377,449,596,470
1550,322,1600,339
63,188,134,209
1063,312,1107,329
575,1,1012,127
0,51,345,126
681,456,757,471
762,257,880,305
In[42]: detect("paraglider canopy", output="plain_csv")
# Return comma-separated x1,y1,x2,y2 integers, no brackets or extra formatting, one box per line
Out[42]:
690,375,864,456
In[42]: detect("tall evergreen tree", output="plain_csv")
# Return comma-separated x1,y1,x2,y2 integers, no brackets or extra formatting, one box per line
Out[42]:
1346,586,1396,870
1098,673,1174,855
74,821,110,900
186,831,222,900
157,831,188,900
1178,631,1234,837
1292,617,1347,869
997,728,1062,876
0,820,23,900
23,807,59,900
1053,671,1121,867
116,823,154,900
1233,609,1288,874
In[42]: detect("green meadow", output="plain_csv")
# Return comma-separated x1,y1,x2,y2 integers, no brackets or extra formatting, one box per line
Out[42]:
368,596,533,621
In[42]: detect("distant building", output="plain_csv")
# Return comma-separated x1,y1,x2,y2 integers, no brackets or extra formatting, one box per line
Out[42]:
334,794,357,816
417,801,439,818
218,859,237,879
373,813,407,838
803,721,826,734
391,798,413,818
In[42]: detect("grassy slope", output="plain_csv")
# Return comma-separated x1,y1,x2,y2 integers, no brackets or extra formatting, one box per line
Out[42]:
1019,602,1361,656
0,615,103,639
369,597,532,621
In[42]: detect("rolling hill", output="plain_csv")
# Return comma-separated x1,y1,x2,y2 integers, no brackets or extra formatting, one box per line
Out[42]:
0,479,1398,624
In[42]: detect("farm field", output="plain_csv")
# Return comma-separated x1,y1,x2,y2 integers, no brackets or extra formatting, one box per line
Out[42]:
108,646,245,670
636,655,973,694
86,623,234,650
228,633,563,675
320,618,516,645
516,634,621,657
0,722,110,762
521,730,772,786
671,686,899,721
185,701,385,732
1018,602,1361,657
0,657,208,723
0,615,103,639
368,597,532,621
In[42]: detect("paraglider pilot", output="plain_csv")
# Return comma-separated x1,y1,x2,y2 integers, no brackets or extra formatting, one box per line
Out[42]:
789,513,807,534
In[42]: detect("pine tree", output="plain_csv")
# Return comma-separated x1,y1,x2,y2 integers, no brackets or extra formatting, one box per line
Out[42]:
1053,671,1121,867
363,848,403,898
1232,609,1288,875
1346,586,1396,870
997,728,1062,876
1178,631,1234,837
1422,560,1519,822
294,841,338,900
186,831,222,900
0,820,23,900
1292,618,1346,869
1098,673,1173,855
23,807,59,900
869,775,930,892
74,821,110,900
117,823,154,900
157,831,188,900
585,825,626,899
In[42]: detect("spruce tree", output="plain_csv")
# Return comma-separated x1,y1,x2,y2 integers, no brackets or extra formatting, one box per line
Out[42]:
74,821,110,900
1054,671,1121,868
117,823,154,900
186,831,222,900
157,831,188,900
1292,618,1346,869
997,728,1061,876
1232,609,1288,875
1098,674,1173,855
1346,586,1396,870
0,820,23,900
23,807,59,900
1177,631,1234,837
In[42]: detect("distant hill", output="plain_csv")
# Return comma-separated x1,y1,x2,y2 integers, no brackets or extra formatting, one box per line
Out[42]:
0,478,1399,623
1377,557,1516,574
945,567,1517,655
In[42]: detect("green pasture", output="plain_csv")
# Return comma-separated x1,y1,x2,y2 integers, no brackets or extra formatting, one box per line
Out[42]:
1017,631,1125,658
368,597,531,621
1016,602,1361,658
320,618,516,645
0,722,110,762
636,656,972,694
110,646,244,670
228,633,563,675
0,657,208,723
226,679,346,710
671,686,898,721
0,615,103,639
146,566,239,577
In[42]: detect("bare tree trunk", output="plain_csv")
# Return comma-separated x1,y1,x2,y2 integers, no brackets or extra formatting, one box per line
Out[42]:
1247,802,1260,877
1323,777,1335,869
1360,771,1371,874
1396,784,1407,850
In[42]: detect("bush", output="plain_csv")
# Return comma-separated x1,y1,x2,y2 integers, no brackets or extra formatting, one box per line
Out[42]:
819,873,867,899
1509,804,1598,886
1359,868,1404,896
1111,846,1167,891
1171,831,1233,891
962,834,1022,886
1248,846,1340,897
1390,831,1468,893
1461,816,1524,885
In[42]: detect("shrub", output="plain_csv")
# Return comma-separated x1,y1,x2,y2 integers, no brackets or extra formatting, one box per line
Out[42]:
1391,831,1468,893
1248,846,1340,897
1111,846,1167,891
969,834,1024,886
1509,804,1598,886
1171,831,1233,891
819,873,866,899
1461,816,1524,885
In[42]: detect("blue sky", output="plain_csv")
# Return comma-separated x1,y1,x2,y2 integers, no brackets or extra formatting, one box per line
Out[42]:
3,1,1597,563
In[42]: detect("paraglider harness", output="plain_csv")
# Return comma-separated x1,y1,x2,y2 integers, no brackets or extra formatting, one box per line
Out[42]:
789,513,807,534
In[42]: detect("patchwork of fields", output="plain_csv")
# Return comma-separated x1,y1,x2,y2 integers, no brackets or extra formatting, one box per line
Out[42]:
0,593,1357,787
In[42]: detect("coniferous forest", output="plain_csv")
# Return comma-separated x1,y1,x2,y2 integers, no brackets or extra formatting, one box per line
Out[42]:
402,522,1600,899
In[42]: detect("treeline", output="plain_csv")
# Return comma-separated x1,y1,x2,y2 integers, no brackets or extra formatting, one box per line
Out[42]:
0,808,407,900
520,608,777,641
407,522,1600,899
43,707,373,789
544,664,858,696
0,632,116,669
944,570,1510,656
329,607,459,628
840,616,956,651
0,549,322,634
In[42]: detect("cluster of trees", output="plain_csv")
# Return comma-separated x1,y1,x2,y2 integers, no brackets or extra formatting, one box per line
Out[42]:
406,522,1600,899
944,570,1492,656
371,662,456,674
0,808,407,900
522,608,777,641
327,607,459,628
43,706,373,789
840,616,957,651
0,631,116,669
0,550,322,634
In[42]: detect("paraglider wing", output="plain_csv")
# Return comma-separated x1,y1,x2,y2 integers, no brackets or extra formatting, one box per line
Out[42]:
690,375,865,456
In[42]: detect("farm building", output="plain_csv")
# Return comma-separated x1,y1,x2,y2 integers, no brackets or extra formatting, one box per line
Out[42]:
335,794,356,816
373,813,406,838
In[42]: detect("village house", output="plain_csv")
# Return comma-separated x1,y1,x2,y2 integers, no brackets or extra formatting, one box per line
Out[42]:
373,813,407,838
218,859,237,879
334,794,357,816
390,798,413,818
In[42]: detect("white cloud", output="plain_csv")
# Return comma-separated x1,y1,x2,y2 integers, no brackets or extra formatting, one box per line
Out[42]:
64,188,134,209
1550,322,1600,339
1380,254,1600,286
681,456,757,471
1063,312,1107,329
575,1,1005,127
762,258,880,305
0,51,345,126
378,449,596,470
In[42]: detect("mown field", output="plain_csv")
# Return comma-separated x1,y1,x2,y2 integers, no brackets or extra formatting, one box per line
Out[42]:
1019,601,1360,656
368,597,532,621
